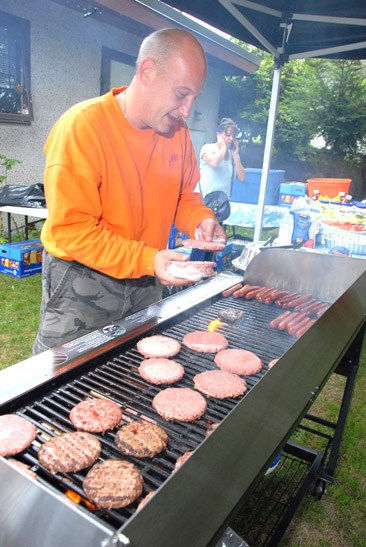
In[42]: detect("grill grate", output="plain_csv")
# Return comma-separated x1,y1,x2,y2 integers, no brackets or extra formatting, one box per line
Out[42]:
12,293,298,531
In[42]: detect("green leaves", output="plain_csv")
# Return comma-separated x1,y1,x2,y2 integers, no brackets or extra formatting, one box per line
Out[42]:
0,153,21,184
220,52,366,164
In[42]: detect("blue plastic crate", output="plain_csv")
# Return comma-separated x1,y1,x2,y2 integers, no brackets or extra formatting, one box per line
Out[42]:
214,243,233,270
168,225,189,249
230,168,285,205
0,239,43,278
278,182,307,207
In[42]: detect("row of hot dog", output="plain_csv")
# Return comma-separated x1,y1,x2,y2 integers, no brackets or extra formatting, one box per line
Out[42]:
222,283,330,338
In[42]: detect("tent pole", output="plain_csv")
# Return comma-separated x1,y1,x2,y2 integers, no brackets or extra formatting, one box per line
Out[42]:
253,62,282,242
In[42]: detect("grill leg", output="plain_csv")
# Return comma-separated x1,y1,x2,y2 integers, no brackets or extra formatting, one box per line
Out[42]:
321,324,365,482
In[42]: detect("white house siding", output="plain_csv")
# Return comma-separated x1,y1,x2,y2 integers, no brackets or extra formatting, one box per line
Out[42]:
0,0,222,185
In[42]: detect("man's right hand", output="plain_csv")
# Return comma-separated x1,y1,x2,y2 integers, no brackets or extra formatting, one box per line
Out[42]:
154,249,194,286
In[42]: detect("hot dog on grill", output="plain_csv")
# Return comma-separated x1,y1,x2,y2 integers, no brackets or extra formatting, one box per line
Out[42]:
275,292,301,307
282,294,313,309
294,318,316,338
293,299,317,312
269,310,292,329
287,313,310,334
296,301,326,315
233,284,258,298
256,287,276,302
263,290,290,304
315,303,330,317
232,284,253,298
278,311,301,330
222,283,243,298
245,286,265,300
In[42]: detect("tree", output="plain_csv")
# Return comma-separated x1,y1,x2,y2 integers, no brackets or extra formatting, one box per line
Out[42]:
220,50,366,164
303,59,366,158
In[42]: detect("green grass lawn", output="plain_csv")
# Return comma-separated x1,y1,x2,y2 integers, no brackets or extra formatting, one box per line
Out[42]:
0,270,365,545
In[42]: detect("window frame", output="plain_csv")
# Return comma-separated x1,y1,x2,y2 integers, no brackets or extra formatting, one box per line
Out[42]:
100,46,135,95
0,10,33,125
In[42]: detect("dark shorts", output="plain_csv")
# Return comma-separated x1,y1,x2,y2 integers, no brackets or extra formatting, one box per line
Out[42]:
33,251,162,354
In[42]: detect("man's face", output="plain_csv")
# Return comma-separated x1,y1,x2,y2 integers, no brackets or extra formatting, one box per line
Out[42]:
142,48,206,134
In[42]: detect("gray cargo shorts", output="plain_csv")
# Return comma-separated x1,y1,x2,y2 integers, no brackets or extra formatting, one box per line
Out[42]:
33,250,162,354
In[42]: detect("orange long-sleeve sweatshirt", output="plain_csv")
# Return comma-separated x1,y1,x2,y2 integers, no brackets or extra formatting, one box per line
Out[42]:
41,87,214,279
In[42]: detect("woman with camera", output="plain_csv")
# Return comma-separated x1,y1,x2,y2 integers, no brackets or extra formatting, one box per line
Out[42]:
197,117,246,201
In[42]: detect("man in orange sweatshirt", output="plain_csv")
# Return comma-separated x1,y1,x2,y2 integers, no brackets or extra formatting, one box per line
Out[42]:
33,28,226,354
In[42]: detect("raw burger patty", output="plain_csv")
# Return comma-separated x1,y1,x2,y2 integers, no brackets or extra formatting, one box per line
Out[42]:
137,335,181,358
152,387,207,422
167,261,216,282
194,370,247,399
83,459,143,509
174,451,193,471
183,331,228,353
214,349,263,375
138,358,184,385
115,421,168,458
69,398,123,433
38,431,102,474
182,239,226,251
0,414,37,457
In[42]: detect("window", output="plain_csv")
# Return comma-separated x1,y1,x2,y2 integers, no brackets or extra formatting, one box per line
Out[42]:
0,10,33,124
100,47,135,95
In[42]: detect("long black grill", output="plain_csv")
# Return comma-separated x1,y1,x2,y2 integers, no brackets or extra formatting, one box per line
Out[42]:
11,294,297,530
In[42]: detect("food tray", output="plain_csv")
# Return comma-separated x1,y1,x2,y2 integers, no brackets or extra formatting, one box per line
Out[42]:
323,231,366,255
321,222,366,236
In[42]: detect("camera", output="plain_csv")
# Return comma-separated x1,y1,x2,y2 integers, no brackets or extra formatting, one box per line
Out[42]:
228,141,236,151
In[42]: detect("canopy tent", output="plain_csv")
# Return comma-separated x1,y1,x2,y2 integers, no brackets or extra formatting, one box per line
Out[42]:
156,0,366,240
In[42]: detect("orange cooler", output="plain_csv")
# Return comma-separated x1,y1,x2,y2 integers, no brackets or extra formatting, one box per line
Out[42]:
306,178,351,200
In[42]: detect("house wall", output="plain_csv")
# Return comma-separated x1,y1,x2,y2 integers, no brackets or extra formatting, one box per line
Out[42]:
0,0,223,186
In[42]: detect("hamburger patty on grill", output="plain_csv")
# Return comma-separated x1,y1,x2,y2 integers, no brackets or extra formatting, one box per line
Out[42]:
214,349,263,376
69,398,123,433
194,370,247,399
152,387,207,422
115,421,168,458
0,414,37,457
182,331,228,353
138,357,184,385
38,431,102,474
137,335,181,359
83,459,143,509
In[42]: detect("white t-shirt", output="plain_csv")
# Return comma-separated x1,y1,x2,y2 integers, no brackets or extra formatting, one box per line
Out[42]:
197,143,234,198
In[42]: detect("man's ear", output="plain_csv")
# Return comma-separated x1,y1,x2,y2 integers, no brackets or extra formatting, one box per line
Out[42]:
138,58,157,86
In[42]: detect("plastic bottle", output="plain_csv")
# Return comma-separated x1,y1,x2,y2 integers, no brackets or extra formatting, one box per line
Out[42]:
290,196,311,244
